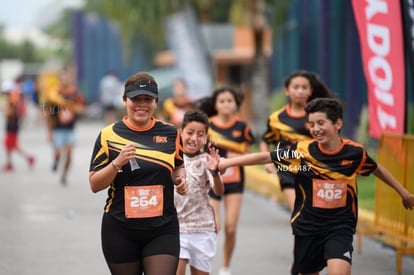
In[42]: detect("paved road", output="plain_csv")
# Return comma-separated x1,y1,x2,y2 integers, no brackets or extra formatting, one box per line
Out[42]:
1,114,413,274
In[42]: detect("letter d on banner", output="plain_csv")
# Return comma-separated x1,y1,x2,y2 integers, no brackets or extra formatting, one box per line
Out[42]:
352,0,406,138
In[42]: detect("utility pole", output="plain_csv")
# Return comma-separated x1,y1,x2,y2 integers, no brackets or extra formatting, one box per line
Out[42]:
250,0,270,138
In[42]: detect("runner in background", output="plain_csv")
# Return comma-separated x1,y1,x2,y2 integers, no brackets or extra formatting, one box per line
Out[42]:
43,71,85,185
198,86,255,275
160,78,194,127
260,70,334,211
2,76,35,172
99,71,123,124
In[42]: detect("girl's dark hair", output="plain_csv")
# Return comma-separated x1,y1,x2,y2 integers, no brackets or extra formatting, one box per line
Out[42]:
196,86,243,117
305,98,344,122
195,96,215,117
284,70,334,102
181,109,209,131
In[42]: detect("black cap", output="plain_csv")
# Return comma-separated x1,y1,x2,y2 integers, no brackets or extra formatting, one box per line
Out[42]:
124,81,158,99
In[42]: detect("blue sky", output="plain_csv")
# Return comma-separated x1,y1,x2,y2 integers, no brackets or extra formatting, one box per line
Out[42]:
0,0,84,29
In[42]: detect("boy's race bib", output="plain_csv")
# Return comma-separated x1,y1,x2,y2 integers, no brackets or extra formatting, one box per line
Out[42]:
312,179,347,209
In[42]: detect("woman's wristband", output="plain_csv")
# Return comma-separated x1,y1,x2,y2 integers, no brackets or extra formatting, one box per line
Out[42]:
111,160,123,173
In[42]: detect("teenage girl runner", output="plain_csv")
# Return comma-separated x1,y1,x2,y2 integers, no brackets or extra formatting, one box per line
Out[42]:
260,70,334,211
198,86,255,275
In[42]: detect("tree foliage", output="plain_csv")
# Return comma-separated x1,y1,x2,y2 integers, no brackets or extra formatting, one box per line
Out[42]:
0,0,290,64
42,8,77,64
0,26,43,62
81,0,289,47
39,0,289,59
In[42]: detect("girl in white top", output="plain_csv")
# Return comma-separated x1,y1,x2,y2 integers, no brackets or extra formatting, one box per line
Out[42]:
175,109,224,275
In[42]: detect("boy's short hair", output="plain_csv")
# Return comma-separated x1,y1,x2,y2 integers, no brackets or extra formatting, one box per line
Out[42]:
305,98,344,123
181,109,209,131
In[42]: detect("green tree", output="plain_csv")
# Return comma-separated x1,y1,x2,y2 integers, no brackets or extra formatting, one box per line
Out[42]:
43,8,76,64
20,40,38,63
0,25,45,62
82,0,289,46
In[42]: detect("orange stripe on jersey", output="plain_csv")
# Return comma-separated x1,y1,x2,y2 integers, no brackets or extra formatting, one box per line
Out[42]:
291,184,306,223
243,125,254,143
123,116,156,131
285,104,306,119
210,116,239,129
348,186,357,217
137,155,173,173
175,130,183,162
107,140,177,168
343,138,365,148
209,131,247,154
104,183,116,213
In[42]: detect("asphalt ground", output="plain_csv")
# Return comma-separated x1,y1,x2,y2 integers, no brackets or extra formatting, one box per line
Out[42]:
1,104,413,274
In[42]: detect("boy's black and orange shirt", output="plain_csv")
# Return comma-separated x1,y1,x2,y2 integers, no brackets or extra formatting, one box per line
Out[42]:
89,117,184,230
262,104,312,148
270,138,377,236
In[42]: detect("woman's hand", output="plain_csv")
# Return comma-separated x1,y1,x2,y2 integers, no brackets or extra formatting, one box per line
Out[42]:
115,143,137,166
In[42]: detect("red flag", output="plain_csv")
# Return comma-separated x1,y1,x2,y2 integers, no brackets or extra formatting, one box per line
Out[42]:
352,0,406,138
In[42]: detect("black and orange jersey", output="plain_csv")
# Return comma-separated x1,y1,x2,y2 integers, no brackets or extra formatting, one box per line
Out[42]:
89,116,184,230
208,116,255,155
161,97,192,127
208,115,255,184
270,138,377,236
262,104,312,148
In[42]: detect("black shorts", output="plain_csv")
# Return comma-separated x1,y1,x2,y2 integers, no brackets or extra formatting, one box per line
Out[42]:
101,213,180,263
279,171,295,190
291,229,354,274
208,181,244,200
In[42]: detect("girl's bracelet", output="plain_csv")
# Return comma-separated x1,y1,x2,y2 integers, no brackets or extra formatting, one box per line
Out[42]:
208,168,220,177
111,161,123,173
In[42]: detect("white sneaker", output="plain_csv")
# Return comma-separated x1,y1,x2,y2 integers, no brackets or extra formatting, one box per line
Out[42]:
218,267,232,275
